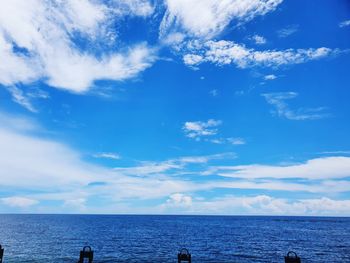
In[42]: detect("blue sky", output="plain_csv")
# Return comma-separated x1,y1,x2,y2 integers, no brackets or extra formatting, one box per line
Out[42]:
0,0,350,215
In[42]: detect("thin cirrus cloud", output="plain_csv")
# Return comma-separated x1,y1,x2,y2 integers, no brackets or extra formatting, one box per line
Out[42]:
277,24,299,38
211,137,246,145
203,156,350,180
113,152,236,176
94,152,121,160
0,0,156,94
4,86,38,113
160,0,283,39
183,40,339,68
262,92,330,120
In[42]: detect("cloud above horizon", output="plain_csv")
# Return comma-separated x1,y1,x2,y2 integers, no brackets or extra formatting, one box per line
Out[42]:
0,112,349,215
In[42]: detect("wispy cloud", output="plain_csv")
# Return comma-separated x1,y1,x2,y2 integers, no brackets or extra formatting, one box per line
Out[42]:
3,86,50,113
211,137,246,145
183,40,339,68
277,24,299,38
113,161,182,176
1,112,349,215
339,20,350,28
160,0,283,39
262,92,330,120
204,156,350,180
94,152,121,160
1,196,38,208
115,0,154,17
5,86,37,112
0,0,156,93
177,152,236,164
113,152,236,177
183,119,222,141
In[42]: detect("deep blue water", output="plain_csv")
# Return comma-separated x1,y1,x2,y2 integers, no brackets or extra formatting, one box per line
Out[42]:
0,215,349,262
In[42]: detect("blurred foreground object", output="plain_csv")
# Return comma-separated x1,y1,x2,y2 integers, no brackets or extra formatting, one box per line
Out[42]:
178,248,191,263
78,246,94,263
285,251,301,263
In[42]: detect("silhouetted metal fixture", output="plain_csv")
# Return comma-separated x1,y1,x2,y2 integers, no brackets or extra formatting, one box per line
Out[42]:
0,245,4,263
78,246,94,263
178,248,191,263
285,251,301,263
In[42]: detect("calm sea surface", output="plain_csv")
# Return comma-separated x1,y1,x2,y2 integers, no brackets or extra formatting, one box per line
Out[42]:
0,215,349,262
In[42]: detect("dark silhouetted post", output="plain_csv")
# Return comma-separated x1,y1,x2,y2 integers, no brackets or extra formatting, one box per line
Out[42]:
178,248,191,263
78,246,94,263
285,251,301,263
0,245,3,263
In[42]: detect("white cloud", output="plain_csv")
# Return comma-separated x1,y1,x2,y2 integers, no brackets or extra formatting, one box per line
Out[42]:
165,195,350,216
0,127,97,188
211,137,246,145
183,119,222,140
183,54,204,66
160,0,283,39
211,179,350,194
1,196,38,208
177,152,236,164
182,119,245,145
5,86,38,113
183,40,338,68
2,86,50,112
94,152,121,160
0,112,39,131
277,24,299,38
264,74,277,80
0,0,156,93
204,156,350,180
113,152,235,176
339,20,350,28
114,161,182,176
27,88,50,99
1,113,349,214
63,198,87,211
165,193,192,207
112,0,154,17
251,34,266,45
161,32,186,46
0,113,196,203
227,137,246,145
262,92,330,120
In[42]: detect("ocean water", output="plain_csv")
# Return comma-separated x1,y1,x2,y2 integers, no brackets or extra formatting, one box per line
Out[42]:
0,215,349,262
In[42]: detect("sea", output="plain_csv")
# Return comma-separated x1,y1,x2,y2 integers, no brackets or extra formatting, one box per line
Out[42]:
0,215,349,262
